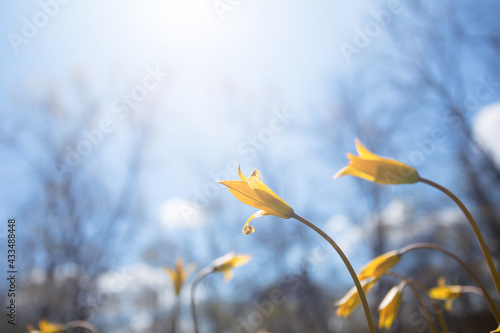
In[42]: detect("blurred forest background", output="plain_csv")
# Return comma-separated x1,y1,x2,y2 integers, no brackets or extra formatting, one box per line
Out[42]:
1,0,500,332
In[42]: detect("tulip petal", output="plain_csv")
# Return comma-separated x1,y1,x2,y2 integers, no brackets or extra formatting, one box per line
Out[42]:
39,320,62,333
358,250,401,281
335,278,379,317
378,286,403,329
349,154,379,176
248,171,294,217
232,254,252,267
252,168,263,179
333,164,376,182
237,164,248,182
164,267,176,281
243,210,270,235
355,138,382,161
218,180,272,211
224,270,233,282
252,188,293,218
212,252,252,281
334,139,420,185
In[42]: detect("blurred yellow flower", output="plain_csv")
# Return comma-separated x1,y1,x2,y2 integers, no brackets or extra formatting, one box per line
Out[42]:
211,252,252,281
358,250,401,281
165,259,196,295
378,286,404,329
429,277,464,311
334,138,420,185
335,278,379,317
218,165,294,234
27,320,63,333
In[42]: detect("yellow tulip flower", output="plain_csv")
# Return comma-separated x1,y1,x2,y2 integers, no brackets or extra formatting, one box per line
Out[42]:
211,252,252,281
429,277,464,311
27,320,63,333
335,278,379,317
218,165,294,234
334,139,420,185
165,259,196,295
358,250,401,281
378,286,404,329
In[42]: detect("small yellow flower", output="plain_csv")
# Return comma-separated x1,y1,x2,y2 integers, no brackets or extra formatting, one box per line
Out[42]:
429,277,464,311
334,138,420,185
165,259,196,295
358,250,401,281
335,278,379,317
211,252,252,281
27,320,63,333
378,286,404,329
218,165,294,234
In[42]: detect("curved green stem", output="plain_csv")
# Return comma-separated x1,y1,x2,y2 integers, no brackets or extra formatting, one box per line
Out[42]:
387,272,438,333
430,300,449,333
63,321,99,333
420,178,500,301
409,279,449,333
407,283,438,333
172,297,180,333
190,267,213,333
292,213,377,333
407,277,449,333
400,242,500,323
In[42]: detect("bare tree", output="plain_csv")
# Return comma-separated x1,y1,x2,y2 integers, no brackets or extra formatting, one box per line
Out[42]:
0,78,152,328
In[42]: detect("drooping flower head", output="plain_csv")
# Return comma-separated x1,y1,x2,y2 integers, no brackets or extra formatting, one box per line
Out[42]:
378,284,405,329
165,259,196,295
211,252,252,281
335,277,379,317
27,320,63,333
429,277,465,311
358,250,402,281
334,139,420,185
218,165,294,234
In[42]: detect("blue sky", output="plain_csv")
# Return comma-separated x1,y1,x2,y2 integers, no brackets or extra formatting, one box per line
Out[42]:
0,0,379,277
0,0,379,215
4,3,500,329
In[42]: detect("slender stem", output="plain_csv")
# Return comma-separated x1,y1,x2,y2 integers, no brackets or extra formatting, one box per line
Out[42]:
406,277,449,333
420,177,500,300
407,284,438,333
462,286,485,296
63,320,99,333
387,272,437,333
172,296,180,333
430,300,449,333
400,242,500,323
292,213,377,333
190,267,213,333
410,280,449,333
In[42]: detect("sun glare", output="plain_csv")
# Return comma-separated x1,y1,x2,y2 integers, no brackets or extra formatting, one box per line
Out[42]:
144,0,218,42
